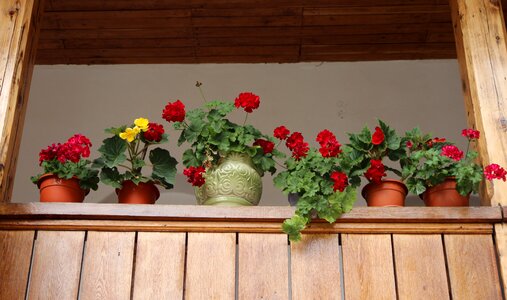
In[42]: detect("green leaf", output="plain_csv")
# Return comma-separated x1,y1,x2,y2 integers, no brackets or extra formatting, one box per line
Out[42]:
282,215,309,242
97,136,127,168
100,167,123,189
182,149,201,167
150,147,178,189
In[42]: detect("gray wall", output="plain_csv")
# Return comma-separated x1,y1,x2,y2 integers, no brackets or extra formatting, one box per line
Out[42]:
13,60,469,206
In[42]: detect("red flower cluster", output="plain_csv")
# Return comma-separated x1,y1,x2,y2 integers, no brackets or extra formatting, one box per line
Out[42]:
183,166,206,187
462,128,480,140
316,129,342,158
253,139,275,154
143,123,165,142
406,140,413,148
286,132,309,160
234,92,260,113
39,134,92,165
162,100,186,122
441,145,463,161
273,126,290,140
364,159,386,183
484,163,507,181
330,171,349,192
426,137,446,148
371,127,385,145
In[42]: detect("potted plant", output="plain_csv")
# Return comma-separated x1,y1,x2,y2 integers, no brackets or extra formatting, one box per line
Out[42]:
162,82,283,206
93,117,178,204
31,134,99,202
342,120,407,206
401,127,506,206
272,127,357,241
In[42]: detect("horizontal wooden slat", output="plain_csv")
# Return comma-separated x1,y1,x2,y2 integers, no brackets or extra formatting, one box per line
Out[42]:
0,204,501,223
0,219,494,234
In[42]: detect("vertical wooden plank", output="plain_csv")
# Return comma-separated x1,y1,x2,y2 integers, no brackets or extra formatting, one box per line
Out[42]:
495,223,507,294
132,232,185,300
393,234,449,300
291,234,341,300
342,234,396,300
80,231,135,300
185,233,235,300
444,234,502,300
449,0,507,206
0,231,34,300
28,231,85,299
238,233,288,300
0,0,44,203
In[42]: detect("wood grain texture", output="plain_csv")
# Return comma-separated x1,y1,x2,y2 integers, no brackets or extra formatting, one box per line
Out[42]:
450,0,507,206
80,231,135,300
0,231,34,300
291,234,341,300
393,235,449,300
28,231,85,299
0,203,501,223
0,0,43,203
444,234,502,300
494,223,507,294
185,233,235,299
132,232,185,299
342,234,396,300
238,233,288,299
0,219,494,234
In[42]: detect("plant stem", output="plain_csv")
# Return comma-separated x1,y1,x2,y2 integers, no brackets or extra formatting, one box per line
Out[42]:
197,83,207,104
118,164,134,171
465,139,471,158
274,159,287,170
243,113,248,126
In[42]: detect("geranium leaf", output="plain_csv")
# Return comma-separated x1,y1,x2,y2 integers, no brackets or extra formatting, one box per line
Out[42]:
150,147,178,189
97,136,127,168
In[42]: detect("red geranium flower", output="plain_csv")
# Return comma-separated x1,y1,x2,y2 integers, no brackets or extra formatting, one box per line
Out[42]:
330,171,349,192
441,145,463,161
39,143,61,165
274,126,290,140
143,123,165,142
406,140,413,148
234,92,260,113
462,128,480,140
316,129,342,158
162,100,186,122
364,159,386,183
484,164,507,181
253,139,275,154
183,166,206,187
426,137,446,148
286,132,309,160
371,126,385,145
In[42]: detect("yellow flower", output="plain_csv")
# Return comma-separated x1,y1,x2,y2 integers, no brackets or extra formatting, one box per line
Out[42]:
134,117,149,132
119,127,140,143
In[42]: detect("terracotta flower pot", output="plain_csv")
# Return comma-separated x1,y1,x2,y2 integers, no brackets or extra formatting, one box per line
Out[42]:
116,180,160,204
37,174,86,203
361,179,408,207
422,178,469,207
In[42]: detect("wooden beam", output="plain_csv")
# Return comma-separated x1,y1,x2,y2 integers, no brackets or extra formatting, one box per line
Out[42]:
0,0,43,203
450,0,507,206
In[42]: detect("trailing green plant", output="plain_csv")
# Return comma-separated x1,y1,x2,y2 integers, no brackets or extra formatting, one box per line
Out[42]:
93,117,178,189
31,134,99,191
162,82,283,187
401,128,506,196
272,127,356,241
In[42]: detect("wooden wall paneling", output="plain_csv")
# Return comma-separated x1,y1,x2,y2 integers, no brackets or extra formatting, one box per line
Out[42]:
0,231,34,300
238,233,288,299
0,0,43,203
495,223,507,294
449,0,507,206
444,234,502,299
290,234,341,300
79,231,135,300
185,232,236,299
27,231,85,299
341,234,396,300
132,232,185,300
393,234,449,300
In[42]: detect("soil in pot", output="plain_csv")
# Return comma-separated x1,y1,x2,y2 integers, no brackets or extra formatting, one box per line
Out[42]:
116,180,160,204
38,174,87,203
422,179,469,206
361,179,407,207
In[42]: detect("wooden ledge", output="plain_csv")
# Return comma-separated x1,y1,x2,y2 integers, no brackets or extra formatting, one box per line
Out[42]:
0,203,502,223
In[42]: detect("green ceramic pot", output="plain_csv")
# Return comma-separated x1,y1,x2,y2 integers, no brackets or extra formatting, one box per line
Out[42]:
195,152,262,206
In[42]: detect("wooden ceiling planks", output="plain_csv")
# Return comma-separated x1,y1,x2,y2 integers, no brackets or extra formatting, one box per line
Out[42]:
36,0,504,64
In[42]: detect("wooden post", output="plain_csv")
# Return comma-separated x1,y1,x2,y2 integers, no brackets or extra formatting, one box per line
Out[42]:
450,0,507,207
0,0,43,203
